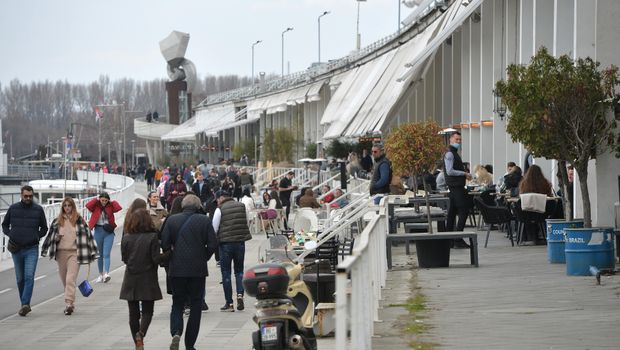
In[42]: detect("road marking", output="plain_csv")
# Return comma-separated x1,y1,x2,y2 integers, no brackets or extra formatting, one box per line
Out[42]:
34,275,47,281
0,288,11,295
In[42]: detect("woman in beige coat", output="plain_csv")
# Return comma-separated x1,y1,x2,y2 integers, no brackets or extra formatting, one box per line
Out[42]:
41,197,98,315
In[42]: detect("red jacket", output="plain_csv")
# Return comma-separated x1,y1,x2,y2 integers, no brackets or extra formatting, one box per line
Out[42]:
85,198,123,230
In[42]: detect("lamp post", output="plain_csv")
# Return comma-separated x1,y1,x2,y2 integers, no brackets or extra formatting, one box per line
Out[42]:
131,139,136,170
281,27,293,76
107,142,111,166
356,0,366,50
251,40,262,85
318,11,330,63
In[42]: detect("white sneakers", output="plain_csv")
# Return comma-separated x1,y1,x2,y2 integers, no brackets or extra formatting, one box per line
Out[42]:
95,274,111,283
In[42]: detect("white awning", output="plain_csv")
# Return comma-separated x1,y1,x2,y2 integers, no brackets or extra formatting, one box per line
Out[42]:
203,108,248,136
322,51,396,139
247,80,326,117
160,117,198,141
321,0,477,139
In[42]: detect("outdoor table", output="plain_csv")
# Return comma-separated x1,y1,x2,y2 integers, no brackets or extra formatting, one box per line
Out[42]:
391,206,447,233
387,196,450,233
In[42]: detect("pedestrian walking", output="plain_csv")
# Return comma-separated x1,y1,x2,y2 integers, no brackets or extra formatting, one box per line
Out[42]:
147,191,167,232
211,192,252,312
86,192,122,283
41,197,98,315
1,185,48,317
120,208,169,350
161,194,217,350
166,173,187,210
278,171,297,228
144,164,155,191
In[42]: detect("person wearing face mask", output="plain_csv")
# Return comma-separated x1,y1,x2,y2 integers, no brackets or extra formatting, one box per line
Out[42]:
444,132,473,247
2,185,48,317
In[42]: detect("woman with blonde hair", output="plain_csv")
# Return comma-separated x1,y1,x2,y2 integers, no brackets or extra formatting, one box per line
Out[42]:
474,164,493,187
41,197,98,315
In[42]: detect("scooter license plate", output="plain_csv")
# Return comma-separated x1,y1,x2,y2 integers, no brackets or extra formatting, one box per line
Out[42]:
261,325,278,342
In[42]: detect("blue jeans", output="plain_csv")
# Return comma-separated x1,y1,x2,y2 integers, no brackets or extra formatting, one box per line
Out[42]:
170,277,204,349
12,245,39,306
93,226,115,273
219,242,245,305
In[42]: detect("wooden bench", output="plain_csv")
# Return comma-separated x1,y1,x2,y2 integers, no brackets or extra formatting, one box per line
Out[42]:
386,231,479,269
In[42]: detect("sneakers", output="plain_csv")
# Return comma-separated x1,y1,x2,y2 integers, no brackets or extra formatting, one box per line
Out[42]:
236,295,244,311
64,305,74,315
18,304,31,317
135,332,144,350
220,303,234,312
170,334,181,350
103,273,111,283
183,306,190,316
95,275,104,283
202,301,209,312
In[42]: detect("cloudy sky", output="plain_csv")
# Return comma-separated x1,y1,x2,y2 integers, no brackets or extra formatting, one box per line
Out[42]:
0,0,413,84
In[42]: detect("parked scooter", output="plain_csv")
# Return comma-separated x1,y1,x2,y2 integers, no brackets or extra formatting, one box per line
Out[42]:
244,237,318,350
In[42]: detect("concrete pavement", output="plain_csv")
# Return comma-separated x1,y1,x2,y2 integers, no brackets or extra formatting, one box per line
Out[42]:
0,181,336,349
374,228,620,350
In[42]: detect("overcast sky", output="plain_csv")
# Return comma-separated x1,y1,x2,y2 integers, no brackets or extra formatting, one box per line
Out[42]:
0,0,414,84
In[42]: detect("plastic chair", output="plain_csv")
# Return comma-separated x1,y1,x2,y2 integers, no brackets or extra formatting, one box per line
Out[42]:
474,197,514,248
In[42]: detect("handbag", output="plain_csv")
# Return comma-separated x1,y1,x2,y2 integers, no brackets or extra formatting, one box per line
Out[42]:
78,264,94,297
7,239,20,254
102,223,115,233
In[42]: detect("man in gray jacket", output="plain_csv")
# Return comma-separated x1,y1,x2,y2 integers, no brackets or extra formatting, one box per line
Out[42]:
211,192,252,312
161,194,217,350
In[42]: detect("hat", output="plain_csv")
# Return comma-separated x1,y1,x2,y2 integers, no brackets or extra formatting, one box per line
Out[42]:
99,192,110,200
215,190,229,199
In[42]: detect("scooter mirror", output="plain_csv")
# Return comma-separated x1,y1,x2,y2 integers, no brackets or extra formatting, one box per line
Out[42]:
304,240,318,251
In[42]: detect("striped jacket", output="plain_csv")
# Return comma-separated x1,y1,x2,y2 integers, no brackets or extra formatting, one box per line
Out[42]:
41,216,98,265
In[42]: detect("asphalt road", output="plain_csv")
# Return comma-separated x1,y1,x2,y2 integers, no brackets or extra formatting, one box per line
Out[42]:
0,229,125,320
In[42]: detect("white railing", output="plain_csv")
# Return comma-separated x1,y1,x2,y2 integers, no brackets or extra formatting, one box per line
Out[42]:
1,171,135,262
335,203,388,350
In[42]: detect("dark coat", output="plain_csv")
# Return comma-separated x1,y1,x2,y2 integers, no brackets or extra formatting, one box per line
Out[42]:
1,201,48,247
160,210,218,278
191,181,213,205
299,190,321,209
120,231,166,301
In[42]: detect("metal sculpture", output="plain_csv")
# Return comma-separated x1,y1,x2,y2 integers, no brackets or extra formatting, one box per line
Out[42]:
159,30,197,93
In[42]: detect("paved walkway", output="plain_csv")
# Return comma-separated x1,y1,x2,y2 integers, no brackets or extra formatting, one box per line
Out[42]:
0,181,335,349
374,228,620,350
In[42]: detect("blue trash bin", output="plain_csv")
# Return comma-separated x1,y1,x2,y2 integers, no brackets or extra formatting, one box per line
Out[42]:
565,227,615,276
546,219,584,264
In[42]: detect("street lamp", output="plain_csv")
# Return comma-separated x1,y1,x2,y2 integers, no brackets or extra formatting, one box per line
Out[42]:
356,0,367,50
318,11,330,63
106,141,111,167
281,27,293,76
251,40,262,84
131,139,136,169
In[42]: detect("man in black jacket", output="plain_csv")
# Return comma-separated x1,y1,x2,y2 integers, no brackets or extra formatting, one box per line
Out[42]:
1,185,48,317
160,194,217,350
211,193,252,312
191,171,213,208
443,132,473,247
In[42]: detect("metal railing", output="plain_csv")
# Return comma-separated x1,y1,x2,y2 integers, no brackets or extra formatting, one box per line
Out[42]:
335,202,388,350
1,170,135,262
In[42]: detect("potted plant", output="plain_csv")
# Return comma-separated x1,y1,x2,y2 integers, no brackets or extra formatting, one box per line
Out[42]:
385,121,447,267
496,47,619,274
